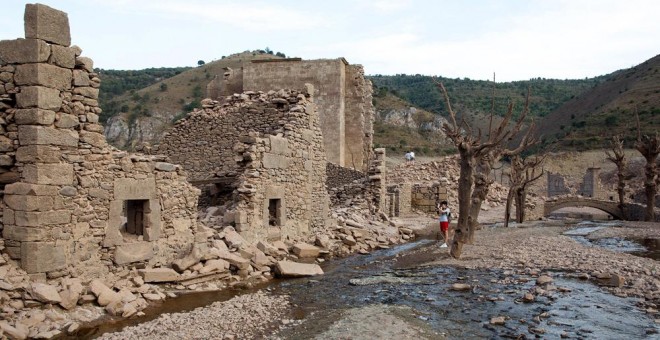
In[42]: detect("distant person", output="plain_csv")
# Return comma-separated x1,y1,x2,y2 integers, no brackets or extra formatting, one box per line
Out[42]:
410,150,415,164
405,151,412,163
437,200,451,248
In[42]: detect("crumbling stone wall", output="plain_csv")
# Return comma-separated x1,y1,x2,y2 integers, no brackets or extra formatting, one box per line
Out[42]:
411,183,448,214
368,148,387,213
207,58,374,171
159,89,329,243
0,4,202,278
386,183,411,217
546,172,571,197
326,162,365,190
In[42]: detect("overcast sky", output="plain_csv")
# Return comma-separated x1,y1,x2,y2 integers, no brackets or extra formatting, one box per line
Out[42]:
2,0,659,81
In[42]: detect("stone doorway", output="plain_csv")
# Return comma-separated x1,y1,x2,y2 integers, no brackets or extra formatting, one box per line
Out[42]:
124,200,149,236
268,198,282,226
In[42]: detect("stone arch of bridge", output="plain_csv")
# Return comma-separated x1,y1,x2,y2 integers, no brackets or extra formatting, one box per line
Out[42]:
543,199,624,220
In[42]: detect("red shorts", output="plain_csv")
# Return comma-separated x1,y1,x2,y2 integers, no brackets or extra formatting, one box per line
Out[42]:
440,221,449,232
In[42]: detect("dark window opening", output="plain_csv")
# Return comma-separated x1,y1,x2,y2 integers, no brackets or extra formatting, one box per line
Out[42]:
124,200,149,236
268,198,281,226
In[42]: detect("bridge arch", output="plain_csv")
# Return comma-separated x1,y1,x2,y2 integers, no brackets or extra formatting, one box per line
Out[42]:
543,199,624,220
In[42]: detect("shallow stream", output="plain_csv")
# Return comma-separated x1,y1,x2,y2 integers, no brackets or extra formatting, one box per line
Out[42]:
76,235,659,339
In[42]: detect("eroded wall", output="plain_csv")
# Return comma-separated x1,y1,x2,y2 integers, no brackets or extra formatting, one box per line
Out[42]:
0,4,202,278
160,89,329,243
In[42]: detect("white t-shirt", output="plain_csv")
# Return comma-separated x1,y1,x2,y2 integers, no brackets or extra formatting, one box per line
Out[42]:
439,207,450,222
410,151,415,159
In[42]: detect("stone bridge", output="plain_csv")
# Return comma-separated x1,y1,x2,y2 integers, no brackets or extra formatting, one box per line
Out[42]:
543,196,658,221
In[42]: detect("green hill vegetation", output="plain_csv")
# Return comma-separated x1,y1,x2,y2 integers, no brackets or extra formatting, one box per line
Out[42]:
536,54,660,150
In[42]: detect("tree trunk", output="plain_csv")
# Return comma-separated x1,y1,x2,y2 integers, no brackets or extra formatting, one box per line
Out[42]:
644,161,657,221
616,177,626,219
468,156,495,242
516,189,527,222
503,186,516,228
450,147,475,259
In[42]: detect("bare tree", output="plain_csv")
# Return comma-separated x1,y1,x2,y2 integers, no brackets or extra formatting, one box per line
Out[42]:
634,114,660,221
605,135,633,219
434,80,535,258
504,155,545,228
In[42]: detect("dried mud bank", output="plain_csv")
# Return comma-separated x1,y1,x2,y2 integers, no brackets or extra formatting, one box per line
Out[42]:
97,290,288,340
424,222,660,315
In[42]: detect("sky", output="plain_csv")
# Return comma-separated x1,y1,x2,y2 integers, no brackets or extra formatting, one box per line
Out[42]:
1,0,659,81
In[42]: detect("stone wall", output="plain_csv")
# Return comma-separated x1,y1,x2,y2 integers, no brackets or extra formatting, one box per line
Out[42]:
210,58,374,171
0,4,203,278
385,183,411,217
326,162,365,191
411,183,448,214
547,172,571,197
159,89,329,243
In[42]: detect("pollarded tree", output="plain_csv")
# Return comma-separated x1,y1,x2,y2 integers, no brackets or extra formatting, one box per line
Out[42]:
434,80,535,258
635,114,660,221
605,135,633,219
504,154,545,228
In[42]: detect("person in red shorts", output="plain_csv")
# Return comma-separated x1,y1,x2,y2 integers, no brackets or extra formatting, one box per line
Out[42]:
437,200,451,248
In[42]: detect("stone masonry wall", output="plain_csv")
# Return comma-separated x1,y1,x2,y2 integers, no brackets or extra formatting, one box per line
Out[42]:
159,89,329,243
0,4,203,278
243,59,347,167
344,65,374,170
326,162,365,191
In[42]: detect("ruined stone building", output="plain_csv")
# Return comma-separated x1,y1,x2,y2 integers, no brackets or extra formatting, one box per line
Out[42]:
206,58,375,171
158,88,330,243
0,4,204,279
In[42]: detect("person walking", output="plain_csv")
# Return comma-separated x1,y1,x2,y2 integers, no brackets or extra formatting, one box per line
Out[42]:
437,200,451,248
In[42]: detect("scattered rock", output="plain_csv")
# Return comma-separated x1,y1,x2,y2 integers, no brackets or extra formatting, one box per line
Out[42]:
30,283,61,304
490,316,506,325
450,283,471,291
275,261,324,278
536,275,553,285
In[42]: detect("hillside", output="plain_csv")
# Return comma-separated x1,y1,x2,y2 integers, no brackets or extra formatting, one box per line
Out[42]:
537,54,660,150
369,74,605,120
372,91,453,156
100,50,287,148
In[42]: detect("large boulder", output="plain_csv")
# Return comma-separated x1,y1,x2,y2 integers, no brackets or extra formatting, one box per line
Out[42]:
292,243,321,258
138,268,180,283
30,283,61,304
275,261,323,278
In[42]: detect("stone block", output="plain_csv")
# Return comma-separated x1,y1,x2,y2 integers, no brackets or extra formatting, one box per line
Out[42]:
15,210,71,226
16,86,61,110
15,145,62,163
30,283,62,303
113,178,156,200
4,194,54,212
269,135,289,155
14,63,72,91
21,242,67,273
262,153,289,169
55,113,79,128
155,162,175,171
73,86,99,99
275,261,324,278
80,131,106,148
138,268,180,283
114,243,154,265
88,188,109,200
49,45,76,68
24,3,71,46
0,38,50,64
75,57,94,72
22,163,74,185
3,225,49,242
72,70,90,86
14,109,56,125
292,243,321,258
18,125,78,146
0,155,14,166
0,136,13,152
